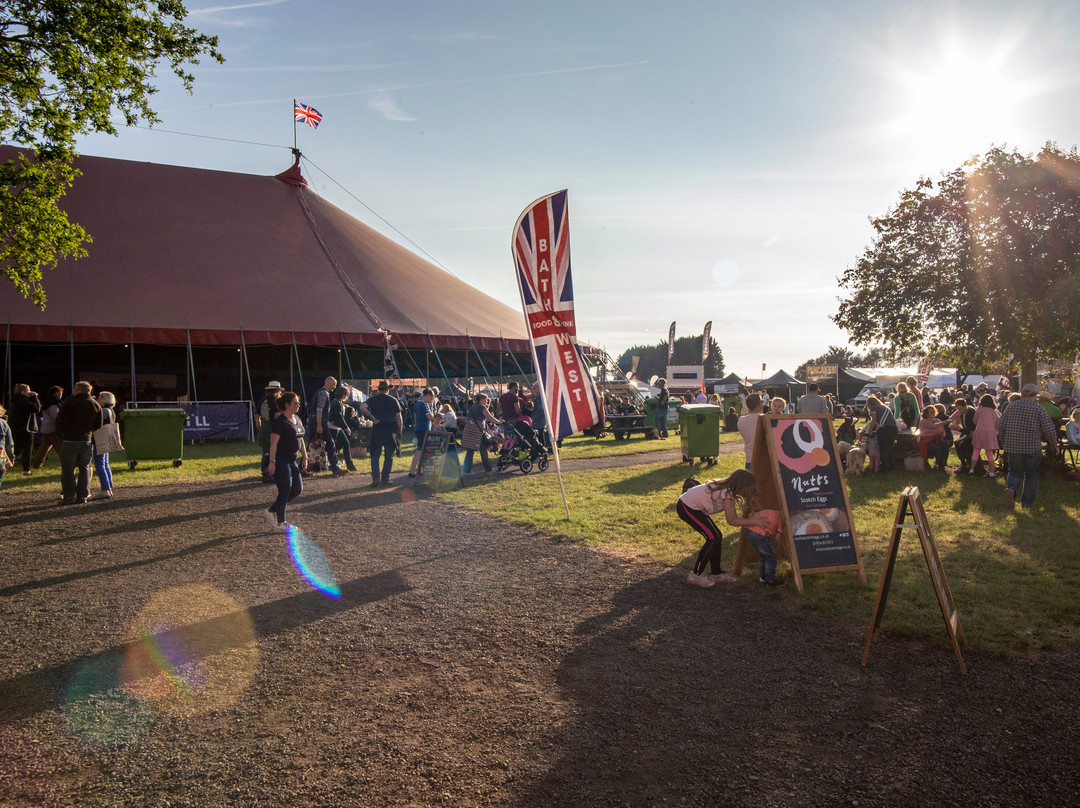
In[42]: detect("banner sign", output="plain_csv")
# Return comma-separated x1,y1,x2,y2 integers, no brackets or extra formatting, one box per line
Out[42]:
806,364,838,378
667,321,676,361
512,190,604,440
179,402,250,440
702,320,712,362
769,416,857,570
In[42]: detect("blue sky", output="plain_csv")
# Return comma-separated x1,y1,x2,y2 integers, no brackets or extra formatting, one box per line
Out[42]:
76,0,1080,377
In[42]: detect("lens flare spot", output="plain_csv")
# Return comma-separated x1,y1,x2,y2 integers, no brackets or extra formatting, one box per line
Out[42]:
66,654,155,747
398,487,417,505
286,525,341,598
711,259,740,287
120,585,258,717
432,450,463,492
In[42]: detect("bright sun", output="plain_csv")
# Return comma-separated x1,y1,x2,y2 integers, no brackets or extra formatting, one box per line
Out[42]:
883,36,1035,171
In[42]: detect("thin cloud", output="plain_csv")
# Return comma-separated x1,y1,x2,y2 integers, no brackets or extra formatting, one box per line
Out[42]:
209,62,414,74
369,93,416,122
171,60,656,111
189,0,291,14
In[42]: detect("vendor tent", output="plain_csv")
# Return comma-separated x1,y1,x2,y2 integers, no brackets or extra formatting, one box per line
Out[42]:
0,149,530,401
752,369,805,391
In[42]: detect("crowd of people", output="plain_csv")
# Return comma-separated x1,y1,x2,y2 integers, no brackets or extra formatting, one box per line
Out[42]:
0,382,117,503
249,376,553,529
843,376,1073,510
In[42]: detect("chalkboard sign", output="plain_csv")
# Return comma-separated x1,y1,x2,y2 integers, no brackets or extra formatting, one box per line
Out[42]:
746,414,865,591
413,431,458,490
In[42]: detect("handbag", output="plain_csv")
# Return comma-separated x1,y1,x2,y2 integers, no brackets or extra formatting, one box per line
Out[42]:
0,446,13,472
93,422,124,455
26,413,39,433
461,422,483,451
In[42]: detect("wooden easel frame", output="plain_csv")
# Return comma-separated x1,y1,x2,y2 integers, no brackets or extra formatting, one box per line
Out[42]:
735,414,865,592
862,486,966,674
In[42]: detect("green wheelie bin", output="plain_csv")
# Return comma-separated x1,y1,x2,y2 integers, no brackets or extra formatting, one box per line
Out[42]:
678,403,723,466
119,408,187,469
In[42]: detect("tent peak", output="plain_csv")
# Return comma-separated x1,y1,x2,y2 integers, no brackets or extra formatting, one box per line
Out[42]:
274,151,308,187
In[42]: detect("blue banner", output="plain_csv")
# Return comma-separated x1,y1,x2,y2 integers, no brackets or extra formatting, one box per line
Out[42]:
179,402,251,441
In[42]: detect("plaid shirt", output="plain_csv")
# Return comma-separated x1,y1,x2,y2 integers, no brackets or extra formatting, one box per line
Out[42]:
997,396,1057,455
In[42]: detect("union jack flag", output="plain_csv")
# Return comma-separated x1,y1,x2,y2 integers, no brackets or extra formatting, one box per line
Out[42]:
512,190,603,441
294,100,322,129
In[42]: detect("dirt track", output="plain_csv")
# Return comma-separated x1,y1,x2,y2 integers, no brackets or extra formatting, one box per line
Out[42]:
1,467,1078,807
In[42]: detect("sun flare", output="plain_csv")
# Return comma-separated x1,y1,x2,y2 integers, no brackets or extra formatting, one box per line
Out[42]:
881,34,1038,171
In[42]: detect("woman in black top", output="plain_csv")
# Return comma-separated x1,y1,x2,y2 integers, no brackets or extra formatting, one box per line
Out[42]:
8,383,40,475
267,391,309,529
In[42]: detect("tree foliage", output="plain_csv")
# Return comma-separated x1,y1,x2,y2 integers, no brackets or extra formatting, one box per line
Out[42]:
834,144,1080,385
1,0,223,307
617,335,725,382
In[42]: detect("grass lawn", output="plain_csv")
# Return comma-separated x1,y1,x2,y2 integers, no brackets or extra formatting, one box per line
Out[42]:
12,435,1076,657
439,452,1080,658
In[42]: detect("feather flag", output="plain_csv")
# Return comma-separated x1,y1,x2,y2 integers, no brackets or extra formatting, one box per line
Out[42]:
512,190,604,441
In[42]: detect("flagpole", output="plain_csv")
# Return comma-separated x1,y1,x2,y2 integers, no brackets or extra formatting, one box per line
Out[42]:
510,211,572,521
292,98,297,151
528,337,571,519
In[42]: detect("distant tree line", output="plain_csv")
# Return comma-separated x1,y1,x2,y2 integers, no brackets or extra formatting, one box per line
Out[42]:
617,335,724,383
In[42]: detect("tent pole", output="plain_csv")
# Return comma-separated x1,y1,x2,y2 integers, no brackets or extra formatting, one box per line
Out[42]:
291,333,307,407
4,324,10,406
467,336,497,398
69,325,75,393
340,332,354,381
240,330,255,441
427,334,453,408
186,328,199,402
502,337,531,387
130,327,137,407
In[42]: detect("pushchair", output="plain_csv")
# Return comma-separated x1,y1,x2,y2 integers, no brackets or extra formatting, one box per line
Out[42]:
496,420,550,474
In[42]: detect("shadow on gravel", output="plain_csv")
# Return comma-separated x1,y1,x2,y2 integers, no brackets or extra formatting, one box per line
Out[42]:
1,534,255,596
0,479,259,531
35,501,272,546
0,568,410,723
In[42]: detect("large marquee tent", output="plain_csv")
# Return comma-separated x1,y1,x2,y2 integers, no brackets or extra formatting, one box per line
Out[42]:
0,148,532,404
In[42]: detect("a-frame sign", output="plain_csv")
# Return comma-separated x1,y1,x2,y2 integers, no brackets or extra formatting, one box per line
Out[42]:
862,486,966,674
735,414,865,592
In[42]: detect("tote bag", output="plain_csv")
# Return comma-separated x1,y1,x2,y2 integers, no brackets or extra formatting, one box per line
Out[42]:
93,422,124,455
461,422,483,451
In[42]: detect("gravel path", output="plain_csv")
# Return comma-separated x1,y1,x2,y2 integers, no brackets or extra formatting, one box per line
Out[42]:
1,471,1078,807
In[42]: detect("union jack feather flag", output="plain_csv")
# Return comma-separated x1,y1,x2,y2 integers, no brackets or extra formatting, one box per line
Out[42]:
294,100,322,129
512,190,604,441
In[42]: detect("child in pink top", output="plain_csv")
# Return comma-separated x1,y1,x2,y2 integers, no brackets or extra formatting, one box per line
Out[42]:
676,469,772,589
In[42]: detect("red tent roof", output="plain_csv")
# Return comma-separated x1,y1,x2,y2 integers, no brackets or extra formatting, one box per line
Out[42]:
0,148,528,351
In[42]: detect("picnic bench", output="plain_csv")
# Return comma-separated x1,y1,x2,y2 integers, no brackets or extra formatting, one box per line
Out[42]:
607,413,658,441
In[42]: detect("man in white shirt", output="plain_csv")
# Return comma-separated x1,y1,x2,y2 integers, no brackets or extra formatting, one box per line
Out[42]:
738,393,764,470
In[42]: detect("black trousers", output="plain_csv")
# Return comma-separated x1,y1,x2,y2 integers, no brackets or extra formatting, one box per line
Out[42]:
369,429,397,481
12,430,34,473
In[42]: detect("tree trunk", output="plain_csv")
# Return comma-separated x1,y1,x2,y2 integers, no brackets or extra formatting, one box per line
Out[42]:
1016,345,1037,391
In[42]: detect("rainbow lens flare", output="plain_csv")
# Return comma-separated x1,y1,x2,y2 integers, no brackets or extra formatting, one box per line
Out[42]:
285,525,340,598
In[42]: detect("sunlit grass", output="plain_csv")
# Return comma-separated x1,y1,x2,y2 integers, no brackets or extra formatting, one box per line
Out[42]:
13,433,1077,657
440,453,1080,657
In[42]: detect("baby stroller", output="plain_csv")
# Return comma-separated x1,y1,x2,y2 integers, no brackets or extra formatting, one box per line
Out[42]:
496,420,550,474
